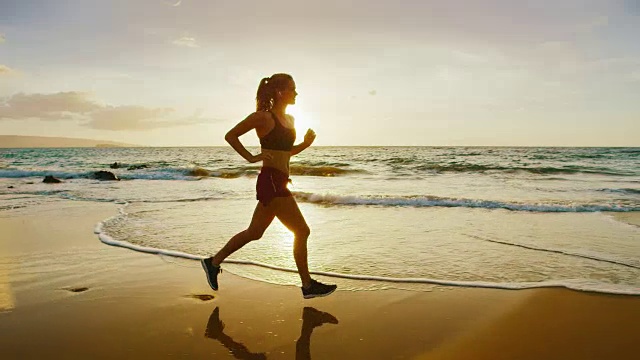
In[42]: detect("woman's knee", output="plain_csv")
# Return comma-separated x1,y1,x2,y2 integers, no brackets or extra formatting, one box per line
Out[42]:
244,228,265,241
295,225,310,239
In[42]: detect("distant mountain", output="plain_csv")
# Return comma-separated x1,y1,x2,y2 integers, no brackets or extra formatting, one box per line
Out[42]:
0,135,140,148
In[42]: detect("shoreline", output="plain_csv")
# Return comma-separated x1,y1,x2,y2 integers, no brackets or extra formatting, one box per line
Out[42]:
95,202,640,296
0,200,638,359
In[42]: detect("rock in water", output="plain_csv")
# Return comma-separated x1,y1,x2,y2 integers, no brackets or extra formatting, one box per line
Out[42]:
93,171,120,181
43,175,62,183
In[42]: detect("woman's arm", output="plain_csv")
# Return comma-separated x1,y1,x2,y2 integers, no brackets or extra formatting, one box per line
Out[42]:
291,129,316,156
225,112,272,163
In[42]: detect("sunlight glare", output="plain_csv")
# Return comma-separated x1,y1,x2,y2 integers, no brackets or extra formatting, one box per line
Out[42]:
0,263,14,313
288,103,316,135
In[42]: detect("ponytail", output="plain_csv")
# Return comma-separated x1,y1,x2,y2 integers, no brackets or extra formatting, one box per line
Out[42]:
256,77,273,111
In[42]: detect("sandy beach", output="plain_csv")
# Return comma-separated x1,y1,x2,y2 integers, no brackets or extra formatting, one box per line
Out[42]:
4,1,639,358
0,200,638,359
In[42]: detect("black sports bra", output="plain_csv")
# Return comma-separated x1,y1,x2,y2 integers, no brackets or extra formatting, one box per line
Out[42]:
260,112,296,151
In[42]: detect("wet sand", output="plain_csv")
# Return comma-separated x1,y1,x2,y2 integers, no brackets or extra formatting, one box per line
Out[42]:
0,200,638,359
611,211,640,228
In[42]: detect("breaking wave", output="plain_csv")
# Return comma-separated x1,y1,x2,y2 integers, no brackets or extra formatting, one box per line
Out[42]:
412,163,636,176
292,192,639,212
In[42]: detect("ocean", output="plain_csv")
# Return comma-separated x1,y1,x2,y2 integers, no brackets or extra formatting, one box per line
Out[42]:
1,146,638,295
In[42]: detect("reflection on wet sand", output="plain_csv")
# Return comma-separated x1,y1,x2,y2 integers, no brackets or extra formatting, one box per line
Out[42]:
0,259,14,313
205,306,339,360
205,307,267,360
295,307,339,360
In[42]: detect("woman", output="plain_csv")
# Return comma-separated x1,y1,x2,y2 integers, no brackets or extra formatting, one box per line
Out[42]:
201,73,337,299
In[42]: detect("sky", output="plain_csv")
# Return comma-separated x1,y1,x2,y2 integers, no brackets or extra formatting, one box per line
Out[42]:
0,0,639,147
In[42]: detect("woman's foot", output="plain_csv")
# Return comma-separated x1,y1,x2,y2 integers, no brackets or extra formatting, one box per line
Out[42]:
201,257,222,291
301,279,337,299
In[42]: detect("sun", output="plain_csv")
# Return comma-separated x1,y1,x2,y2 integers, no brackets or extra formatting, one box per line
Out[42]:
287,103,315,135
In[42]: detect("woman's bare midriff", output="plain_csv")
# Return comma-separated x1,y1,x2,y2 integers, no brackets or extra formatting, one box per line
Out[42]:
261,148,291,175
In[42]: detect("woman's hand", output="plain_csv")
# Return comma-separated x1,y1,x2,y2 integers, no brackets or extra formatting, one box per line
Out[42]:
303,129,316,146
249,153,273,163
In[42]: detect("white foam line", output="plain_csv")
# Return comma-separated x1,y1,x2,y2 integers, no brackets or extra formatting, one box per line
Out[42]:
293,192,639,213
92,202,130,235
465,234,640,270
94,217,639,296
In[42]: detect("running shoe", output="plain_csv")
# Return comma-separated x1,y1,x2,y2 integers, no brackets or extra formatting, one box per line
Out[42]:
301,279,337,299
201,258,222,291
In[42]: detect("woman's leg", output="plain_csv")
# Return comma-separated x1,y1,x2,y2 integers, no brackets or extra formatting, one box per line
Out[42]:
269,196,312,288
210,202,276,266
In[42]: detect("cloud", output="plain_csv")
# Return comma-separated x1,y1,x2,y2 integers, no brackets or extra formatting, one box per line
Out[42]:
85,105,210,131
171,36,199,48
572,16,609,33
625,0,640,15
0,92,101,119
0,91,212,130
85,106,211,131
87,106,176,130
0,64,15,75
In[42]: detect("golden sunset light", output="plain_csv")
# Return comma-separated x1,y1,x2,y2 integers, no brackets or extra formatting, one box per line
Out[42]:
0,3,638,358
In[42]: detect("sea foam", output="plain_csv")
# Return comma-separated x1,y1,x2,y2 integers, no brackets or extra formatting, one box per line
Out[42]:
93,207,640,296
293,192,639,212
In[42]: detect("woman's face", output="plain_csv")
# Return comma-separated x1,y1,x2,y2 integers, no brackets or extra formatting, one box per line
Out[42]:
278,79,298,105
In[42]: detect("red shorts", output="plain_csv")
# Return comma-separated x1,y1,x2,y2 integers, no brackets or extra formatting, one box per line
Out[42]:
256,167,292,206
